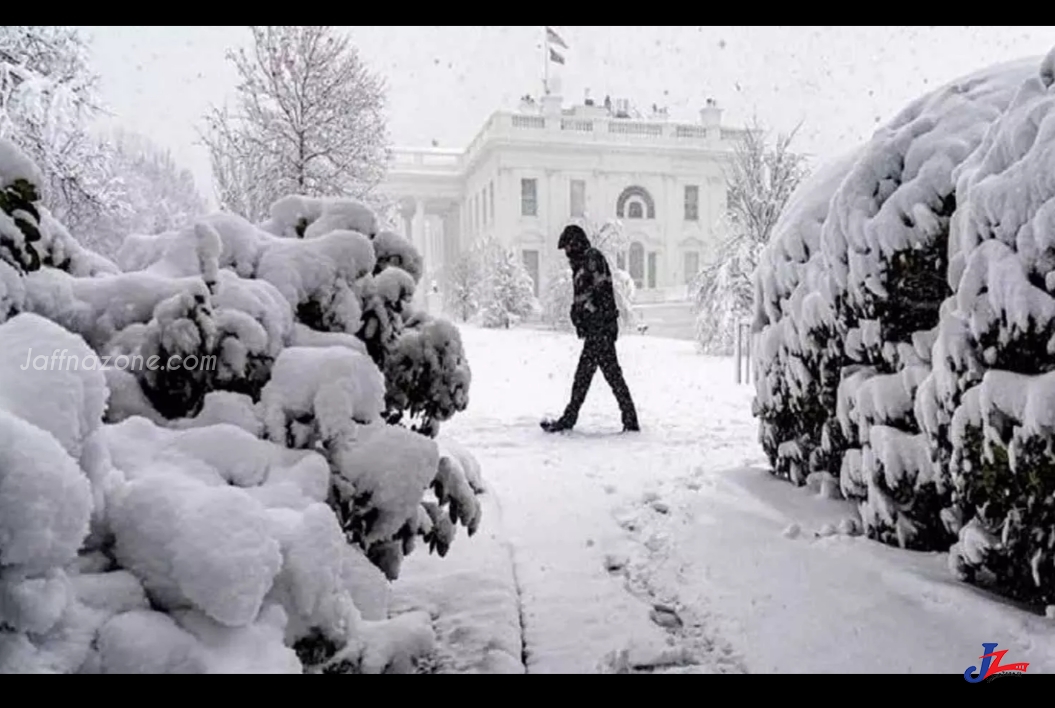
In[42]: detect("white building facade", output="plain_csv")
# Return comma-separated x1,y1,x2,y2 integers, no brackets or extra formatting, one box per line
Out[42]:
380,88,746,316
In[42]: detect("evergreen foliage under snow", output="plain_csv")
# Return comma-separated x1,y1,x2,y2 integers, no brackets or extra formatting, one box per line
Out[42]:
751,47,1055,607
0,137,484,673
476,237,539,329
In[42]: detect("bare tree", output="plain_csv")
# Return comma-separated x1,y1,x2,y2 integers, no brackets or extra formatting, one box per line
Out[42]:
694,117,809,354
79,128,208,257
0,26,123,237
201,26,391,222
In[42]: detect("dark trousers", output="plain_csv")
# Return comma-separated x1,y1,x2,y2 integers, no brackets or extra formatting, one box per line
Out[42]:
561,335,639,426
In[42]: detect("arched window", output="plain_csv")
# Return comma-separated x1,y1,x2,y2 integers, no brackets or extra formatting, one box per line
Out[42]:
616,186,656,219
627,201,643,219
629,242,645,288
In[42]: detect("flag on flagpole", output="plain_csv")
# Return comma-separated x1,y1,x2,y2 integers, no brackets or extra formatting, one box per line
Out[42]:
549,47,565,65
546,26,568,49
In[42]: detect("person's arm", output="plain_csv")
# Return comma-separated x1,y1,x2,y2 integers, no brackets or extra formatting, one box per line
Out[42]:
579,251,612,314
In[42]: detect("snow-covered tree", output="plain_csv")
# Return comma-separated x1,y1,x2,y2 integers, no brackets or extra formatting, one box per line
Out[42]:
0,26,123,238
477,238,538,329
752,48,1055,608
201,26,391,223
0,136,484,673
539,255,574,331
695,118,807,355
442,250,481,322
76,129,208,258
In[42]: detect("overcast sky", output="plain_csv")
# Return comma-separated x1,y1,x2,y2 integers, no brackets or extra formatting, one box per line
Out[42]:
78,26,1055,207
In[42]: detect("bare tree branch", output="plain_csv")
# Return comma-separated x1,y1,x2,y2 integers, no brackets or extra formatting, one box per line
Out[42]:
201,26,391,222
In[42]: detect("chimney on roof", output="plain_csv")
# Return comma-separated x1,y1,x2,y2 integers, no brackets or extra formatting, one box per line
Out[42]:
700,98,722,128
584,87,594,106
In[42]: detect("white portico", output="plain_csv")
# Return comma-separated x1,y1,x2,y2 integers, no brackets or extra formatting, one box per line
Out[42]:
378,86,747,315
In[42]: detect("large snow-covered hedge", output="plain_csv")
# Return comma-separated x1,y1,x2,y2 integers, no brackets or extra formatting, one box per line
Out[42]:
752,48,1055,607
0,138,484,673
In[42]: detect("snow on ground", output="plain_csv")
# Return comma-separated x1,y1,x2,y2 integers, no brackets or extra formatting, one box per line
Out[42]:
392,325,1055,674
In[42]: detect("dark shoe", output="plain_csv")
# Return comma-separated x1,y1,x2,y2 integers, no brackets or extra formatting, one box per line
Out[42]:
622,421,640,433
541,417,575,433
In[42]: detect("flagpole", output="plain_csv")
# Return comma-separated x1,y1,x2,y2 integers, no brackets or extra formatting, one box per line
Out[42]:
543,26,549,96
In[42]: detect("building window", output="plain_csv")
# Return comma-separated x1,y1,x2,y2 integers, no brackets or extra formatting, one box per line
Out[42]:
683,251,700,285
629,242,644,288
616,185,656,219
684,185,699,221
627,200,643,219
521,178,538,217
570,179,585,218
647,252,657,289
616,252,626,271
522,249,540,297
489,182,495,224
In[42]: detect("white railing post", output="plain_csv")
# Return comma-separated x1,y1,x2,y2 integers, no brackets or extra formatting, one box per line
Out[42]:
734,321,743,384
734,320,752,385
745,321,753,385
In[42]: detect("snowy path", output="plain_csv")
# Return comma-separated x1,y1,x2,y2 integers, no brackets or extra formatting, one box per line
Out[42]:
393,326,1055,675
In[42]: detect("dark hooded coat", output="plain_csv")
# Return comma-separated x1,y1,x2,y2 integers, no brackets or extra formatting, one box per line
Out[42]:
558,225,619,341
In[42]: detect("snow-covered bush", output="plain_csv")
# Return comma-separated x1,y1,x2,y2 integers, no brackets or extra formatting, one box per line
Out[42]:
754,49,1055,606
540,256,574,331
820,59,1038,550
935,50,1055,605
477,240,538,329
0,138,484,672
751,147,861,484
441,251,480,322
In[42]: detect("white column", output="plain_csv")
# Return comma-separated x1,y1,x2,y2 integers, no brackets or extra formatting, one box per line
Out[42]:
412,198,425,255
411,198,428,311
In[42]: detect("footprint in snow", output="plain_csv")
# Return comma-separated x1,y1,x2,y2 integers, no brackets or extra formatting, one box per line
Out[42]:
604,553,629,573
649,603,683,630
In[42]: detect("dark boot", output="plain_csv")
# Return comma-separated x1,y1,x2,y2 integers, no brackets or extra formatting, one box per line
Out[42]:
541,416,575,433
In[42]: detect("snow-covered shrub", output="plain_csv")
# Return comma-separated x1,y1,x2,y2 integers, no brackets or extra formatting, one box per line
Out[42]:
478,241,539,329
751,147,861,484
753,56,1039,550
0,137,484,672
540,256,574,331
823,58,1039,550
442,250,481,323
754,49,1055,605
935,50,1055,605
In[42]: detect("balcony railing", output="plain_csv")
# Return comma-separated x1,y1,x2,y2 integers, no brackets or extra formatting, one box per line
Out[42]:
389,111,747,175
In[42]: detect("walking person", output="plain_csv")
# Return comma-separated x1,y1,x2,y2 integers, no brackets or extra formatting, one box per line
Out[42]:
541,224,640,433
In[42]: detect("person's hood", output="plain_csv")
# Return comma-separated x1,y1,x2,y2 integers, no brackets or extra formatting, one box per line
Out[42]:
558,225,591,259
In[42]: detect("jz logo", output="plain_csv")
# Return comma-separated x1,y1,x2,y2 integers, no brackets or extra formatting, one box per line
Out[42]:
964,643,1029,682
